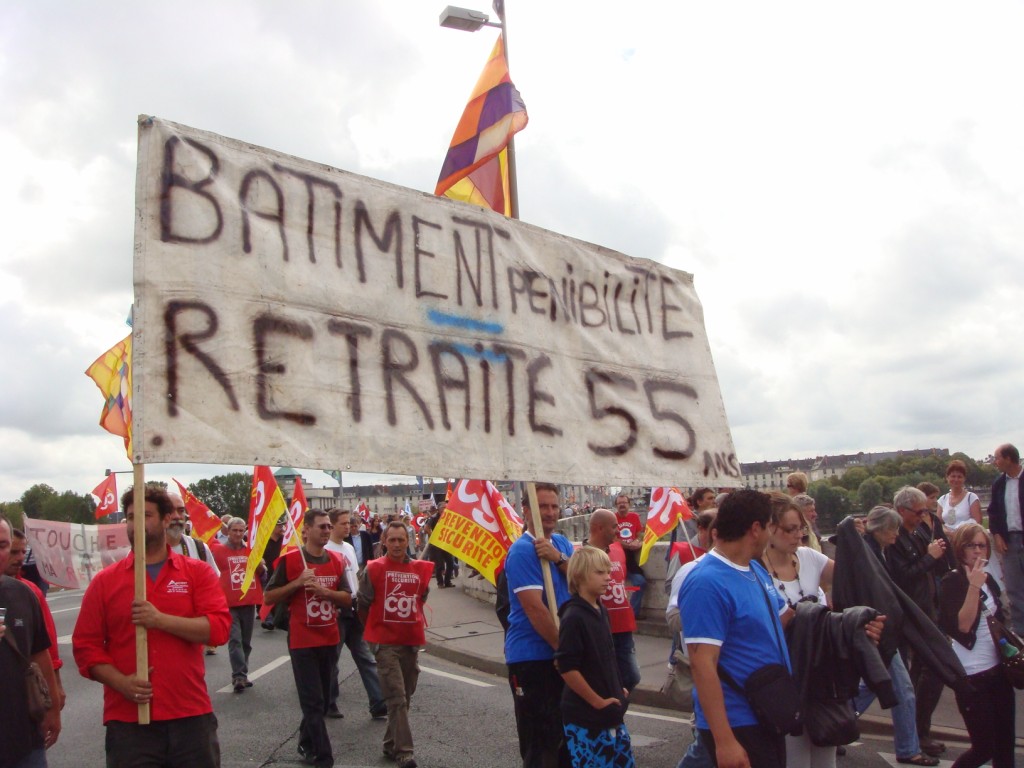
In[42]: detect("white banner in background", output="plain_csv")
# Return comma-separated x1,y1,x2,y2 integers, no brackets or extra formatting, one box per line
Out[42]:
23,517,130,589
131,117,739,487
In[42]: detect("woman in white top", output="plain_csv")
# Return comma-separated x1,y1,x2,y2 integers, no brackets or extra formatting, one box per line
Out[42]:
760,494,834,768
937,459,981,532
938,523,1015,768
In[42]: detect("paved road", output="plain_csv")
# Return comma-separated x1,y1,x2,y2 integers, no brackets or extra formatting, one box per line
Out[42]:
40,588,1024,767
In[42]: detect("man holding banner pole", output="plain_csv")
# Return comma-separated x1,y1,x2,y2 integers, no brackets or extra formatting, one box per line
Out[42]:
72,484,231,768
505,482,573,768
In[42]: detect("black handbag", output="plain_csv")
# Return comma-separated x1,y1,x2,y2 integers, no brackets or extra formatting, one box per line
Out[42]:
3,629,52,722
717,579,802,736
803,695,859,746
981,602,1024,689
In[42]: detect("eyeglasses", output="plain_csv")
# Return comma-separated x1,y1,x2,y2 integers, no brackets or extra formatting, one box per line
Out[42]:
964,542,987,550
779,524,804,535
315,523,332,530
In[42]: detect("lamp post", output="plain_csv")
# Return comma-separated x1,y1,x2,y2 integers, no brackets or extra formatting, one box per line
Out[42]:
438,3,520,221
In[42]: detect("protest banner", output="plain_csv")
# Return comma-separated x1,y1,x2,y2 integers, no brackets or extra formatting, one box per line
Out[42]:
22,516,130,589
130,117,738,487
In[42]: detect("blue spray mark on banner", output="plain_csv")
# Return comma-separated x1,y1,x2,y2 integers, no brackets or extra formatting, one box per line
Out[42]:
427,309,504,335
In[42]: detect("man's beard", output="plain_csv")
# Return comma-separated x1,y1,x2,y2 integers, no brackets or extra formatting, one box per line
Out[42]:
166,522,185,542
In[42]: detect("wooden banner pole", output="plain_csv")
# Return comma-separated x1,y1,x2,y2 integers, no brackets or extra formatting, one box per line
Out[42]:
132,462,150,725
525,481,558,628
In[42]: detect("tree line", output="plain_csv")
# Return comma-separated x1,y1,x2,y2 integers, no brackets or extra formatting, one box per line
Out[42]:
0,472,253,530
808,452,998,532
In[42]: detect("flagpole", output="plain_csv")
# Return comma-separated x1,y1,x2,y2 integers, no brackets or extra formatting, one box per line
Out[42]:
132,462,150,725
525,481,558,627
496,2,519,220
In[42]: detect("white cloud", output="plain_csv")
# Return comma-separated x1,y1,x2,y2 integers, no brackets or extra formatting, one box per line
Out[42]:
1,0,1022,501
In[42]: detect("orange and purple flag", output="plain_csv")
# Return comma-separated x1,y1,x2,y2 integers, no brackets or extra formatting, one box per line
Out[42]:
435,34,527,216
85,334,133,458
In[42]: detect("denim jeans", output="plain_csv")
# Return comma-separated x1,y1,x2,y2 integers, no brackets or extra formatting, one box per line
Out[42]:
1000,532,1024,635
612,631,641,692
329,613,385,712
227,604,255,680
11,748,47,768
625,572,646,618
676,727,713,768
853,653,918,759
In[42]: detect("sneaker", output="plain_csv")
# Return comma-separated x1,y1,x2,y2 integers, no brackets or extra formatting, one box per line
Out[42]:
896,755,939,766
325,705,344,719
205,647,216,656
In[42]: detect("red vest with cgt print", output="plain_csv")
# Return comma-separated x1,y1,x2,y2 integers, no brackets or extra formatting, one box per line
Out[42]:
284,549,345,649
363,557,435,646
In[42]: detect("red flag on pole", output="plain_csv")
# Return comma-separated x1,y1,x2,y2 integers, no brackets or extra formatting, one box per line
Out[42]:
279,477,309,557
91,474,118,519
640,487,693,565
172,478,221,543
355,501,371,525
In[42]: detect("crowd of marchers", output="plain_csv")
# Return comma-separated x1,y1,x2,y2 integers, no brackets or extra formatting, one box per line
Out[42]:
0,442,1021,768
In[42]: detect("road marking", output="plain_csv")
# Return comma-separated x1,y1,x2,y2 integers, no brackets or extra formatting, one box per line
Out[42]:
57,634,72,645
46,590,84,601
50,606,81,615
626,709,688,724
216,655,291,693
418,664,493,688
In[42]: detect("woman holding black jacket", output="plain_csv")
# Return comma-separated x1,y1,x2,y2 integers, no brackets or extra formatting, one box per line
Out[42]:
938,523,1016,768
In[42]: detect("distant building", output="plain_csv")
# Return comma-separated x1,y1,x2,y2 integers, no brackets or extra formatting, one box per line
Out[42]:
740,448,950,492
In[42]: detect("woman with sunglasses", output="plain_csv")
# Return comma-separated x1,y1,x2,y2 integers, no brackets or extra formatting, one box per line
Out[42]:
760,494,833,768
938,524,1015,768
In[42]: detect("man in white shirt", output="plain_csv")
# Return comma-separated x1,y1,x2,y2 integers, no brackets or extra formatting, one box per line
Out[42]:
324,508,386,719
989,444,1024,633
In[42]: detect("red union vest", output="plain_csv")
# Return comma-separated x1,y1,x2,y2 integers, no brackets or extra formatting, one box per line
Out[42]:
363,557,434,646
211,542,263,607
284,549,345,649
601,542,637,634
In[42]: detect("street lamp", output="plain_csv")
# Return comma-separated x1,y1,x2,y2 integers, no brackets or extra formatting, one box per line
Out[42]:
439,6,500,31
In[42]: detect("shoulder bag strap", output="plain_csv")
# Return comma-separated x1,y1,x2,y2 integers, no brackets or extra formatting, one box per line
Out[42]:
2,626,31,669
716,568,789,690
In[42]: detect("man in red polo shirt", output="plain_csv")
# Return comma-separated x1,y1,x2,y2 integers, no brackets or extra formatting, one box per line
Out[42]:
72,485,231,768
585,507,641,691
265,509,351,768
614,493,646,619
210,516,265,692
358,521,434,768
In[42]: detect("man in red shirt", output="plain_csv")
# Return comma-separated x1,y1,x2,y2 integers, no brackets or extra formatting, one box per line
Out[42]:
7,527,66,710
265,509,351,768
585,508,641,691
358,521,434,768
614,493,646,618
72,485,231,768
210,516,265,692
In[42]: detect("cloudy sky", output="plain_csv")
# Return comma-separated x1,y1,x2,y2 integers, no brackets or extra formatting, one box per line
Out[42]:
2,1,1022,503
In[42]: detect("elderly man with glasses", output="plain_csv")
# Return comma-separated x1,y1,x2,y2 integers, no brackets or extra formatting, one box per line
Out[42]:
886,486,950,758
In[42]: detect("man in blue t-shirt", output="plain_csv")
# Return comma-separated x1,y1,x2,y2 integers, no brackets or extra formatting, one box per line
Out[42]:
680,490,789,768
504,482,574,768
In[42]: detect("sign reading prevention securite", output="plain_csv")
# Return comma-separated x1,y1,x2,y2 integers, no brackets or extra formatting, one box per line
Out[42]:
132,117,738,486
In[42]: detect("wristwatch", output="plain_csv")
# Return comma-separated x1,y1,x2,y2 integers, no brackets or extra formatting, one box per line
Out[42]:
558,552,569,565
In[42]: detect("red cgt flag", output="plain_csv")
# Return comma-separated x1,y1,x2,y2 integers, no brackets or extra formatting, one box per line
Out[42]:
91,474,119,519
172,479,222,543
279,477,308,557
640,487,693,566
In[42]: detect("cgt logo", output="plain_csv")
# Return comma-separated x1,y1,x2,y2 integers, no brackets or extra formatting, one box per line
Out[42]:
603,581,628,606
229,558,247,590
306,596,334,624
383,573,420,623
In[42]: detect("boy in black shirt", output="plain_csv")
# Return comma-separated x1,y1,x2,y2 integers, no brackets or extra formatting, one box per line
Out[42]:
555,546,634,768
